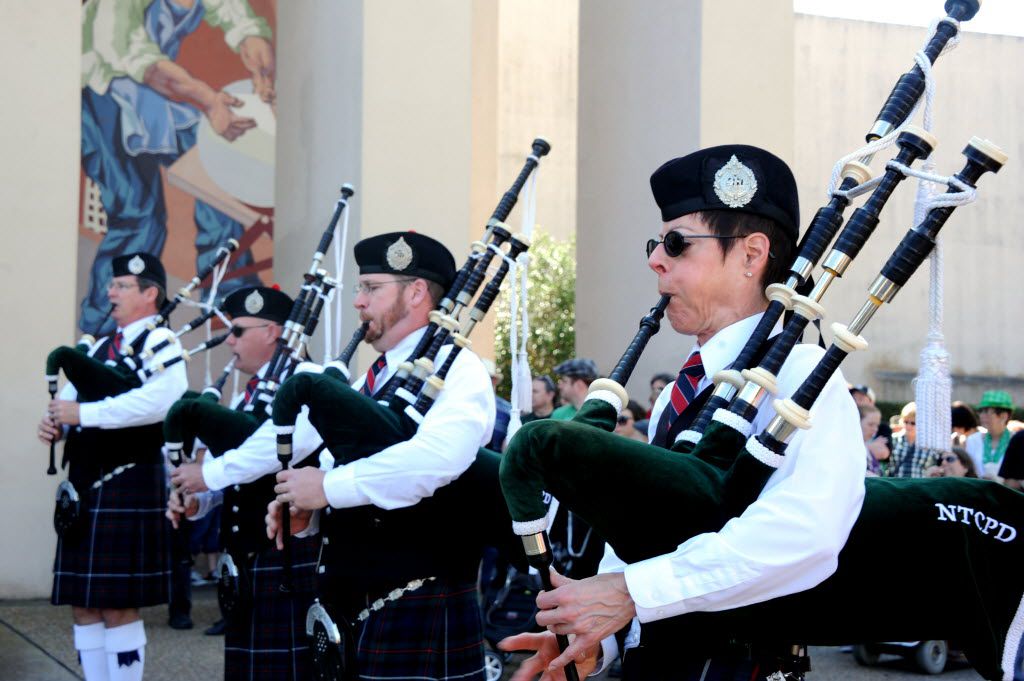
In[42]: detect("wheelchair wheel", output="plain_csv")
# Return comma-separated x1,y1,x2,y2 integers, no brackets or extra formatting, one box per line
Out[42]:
484,649,504,681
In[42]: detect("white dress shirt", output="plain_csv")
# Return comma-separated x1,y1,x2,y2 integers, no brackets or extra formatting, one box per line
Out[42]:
321,325,496,510
60,314,188,428
201,361,327,491
598,312,865,665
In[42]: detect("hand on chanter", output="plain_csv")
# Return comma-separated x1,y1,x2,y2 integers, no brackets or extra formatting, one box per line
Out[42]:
265,499,313,550
532,568,636,673
274,466,328,511
498,630,599,681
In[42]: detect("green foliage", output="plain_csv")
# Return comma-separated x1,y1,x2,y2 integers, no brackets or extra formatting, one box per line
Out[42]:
494,230,576,400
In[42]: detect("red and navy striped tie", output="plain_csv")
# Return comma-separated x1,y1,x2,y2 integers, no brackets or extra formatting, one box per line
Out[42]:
242,375,260,407
359,354,388,397
653,351,704,446
106,331,124,360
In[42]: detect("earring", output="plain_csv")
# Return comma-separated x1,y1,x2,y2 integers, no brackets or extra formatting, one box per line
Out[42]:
744,271,753,278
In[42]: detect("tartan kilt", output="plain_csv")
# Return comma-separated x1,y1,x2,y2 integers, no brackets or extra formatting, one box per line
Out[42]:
51,461,170,609
354,578,485,681
224,535,319,681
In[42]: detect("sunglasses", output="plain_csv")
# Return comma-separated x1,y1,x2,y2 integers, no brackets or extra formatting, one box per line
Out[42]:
646,230,742,258
942,455,960,464
230,323,272,338
616,414,631,425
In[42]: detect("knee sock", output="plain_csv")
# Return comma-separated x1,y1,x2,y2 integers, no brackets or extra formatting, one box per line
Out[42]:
73,622,109,681
104,620,146,681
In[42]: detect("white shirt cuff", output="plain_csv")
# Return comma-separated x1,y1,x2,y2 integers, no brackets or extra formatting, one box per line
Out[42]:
624,556,690,623
295,509,321,537
78,402,100,428
593,636,619,675
202,457,230,492
323,463,366,509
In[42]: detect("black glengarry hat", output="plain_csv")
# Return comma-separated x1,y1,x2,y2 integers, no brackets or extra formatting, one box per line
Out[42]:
222,286,293,324
650,145,800,243
354,231,457,290
112,252,166,289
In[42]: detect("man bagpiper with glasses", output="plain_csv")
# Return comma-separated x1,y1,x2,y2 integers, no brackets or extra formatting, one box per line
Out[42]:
501,146,864,680
166,284,326,681
268,231,496,680
39,252,187,681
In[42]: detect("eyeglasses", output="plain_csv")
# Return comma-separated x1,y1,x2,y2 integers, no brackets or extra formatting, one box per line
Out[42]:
646,230,742,258
942,455,960,464
617,414,631,425
353,278,417,296
106,280,138,291
230,324,272,338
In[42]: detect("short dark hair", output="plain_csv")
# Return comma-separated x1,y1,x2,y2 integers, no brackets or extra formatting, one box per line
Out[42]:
534,375,556,394
650,372,673,387
950,447,978,478
137,277,166,309
951,401,979,431
697,210,794,288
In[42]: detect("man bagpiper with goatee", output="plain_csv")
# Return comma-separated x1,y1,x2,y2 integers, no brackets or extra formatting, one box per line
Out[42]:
167,285,321,681
39,252,187,681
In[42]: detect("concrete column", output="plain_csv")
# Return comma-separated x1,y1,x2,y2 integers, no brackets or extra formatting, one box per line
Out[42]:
276,0,500,369
577,0,794,402
0,3,81,597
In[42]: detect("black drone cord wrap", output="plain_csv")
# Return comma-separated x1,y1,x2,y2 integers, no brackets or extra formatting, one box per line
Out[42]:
681,0,980,445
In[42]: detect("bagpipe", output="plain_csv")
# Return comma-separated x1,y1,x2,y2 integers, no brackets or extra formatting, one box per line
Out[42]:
499,3,1024,679
162,185,355,468
44,240,240,475
271,139,550,681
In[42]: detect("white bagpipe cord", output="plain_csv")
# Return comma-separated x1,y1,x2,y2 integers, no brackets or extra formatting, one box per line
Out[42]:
323,198,352,363
505,163,540,444
201,256,231,386
910,19,962,456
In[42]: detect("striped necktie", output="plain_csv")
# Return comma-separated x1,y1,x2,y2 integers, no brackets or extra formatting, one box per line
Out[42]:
359,354,388,397
106,331,124,360
653,351,704,446
242,375,260,408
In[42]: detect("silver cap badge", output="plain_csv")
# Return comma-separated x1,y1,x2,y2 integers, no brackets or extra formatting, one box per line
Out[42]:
127,255,146,275
713,155,758,208
244,290,264,314
386,236,414,271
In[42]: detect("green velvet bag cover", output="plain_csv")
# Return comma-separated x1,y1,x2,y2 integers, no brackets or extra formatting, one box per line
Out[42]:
686,419,749,470
500,419,734,561
570,398,618,432
718,446,777,521
272,371,412,464
46,345,137,402
163,396,261,457
643,478,1024,681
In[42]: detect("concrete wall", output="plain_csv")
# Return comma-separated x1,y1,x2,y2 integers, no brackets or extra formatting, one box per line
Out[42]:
793,14,1024,404
576,0,795,402
0,2,82,597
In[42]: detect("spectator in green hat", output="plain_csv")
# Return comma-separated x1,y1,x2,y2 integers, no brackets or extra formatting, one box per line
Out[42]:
966,390,1015,480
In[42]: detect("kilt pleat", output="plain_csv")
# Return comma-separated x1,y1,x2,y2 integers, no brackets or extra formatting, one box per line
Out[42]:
51,462,170,609
355,578,485,681
224,535,319,681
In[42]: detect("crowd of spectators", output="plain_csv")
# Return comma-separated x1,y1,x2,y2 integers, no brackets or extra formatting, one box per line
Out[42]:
853,384,1024,489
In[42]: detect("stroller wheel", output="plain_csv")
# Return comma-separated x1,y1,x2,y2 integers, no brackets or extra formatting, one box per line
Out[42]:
484,649,504,681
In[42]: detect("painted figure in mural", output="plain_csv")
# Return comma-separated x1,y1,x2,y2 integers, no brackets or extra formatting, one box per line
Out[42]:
80,0,276,335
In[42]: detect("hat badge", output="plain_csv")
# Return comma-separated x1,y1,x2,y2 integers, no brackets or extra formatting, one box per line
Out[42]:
713,155,758,209
244,290,265,315
127,255,146,275
386,236,414,271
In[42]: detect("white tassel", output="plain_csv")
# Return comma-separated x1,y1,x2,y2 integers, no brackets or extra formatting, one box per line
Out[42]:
911,27,955,458
506,164,540,444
